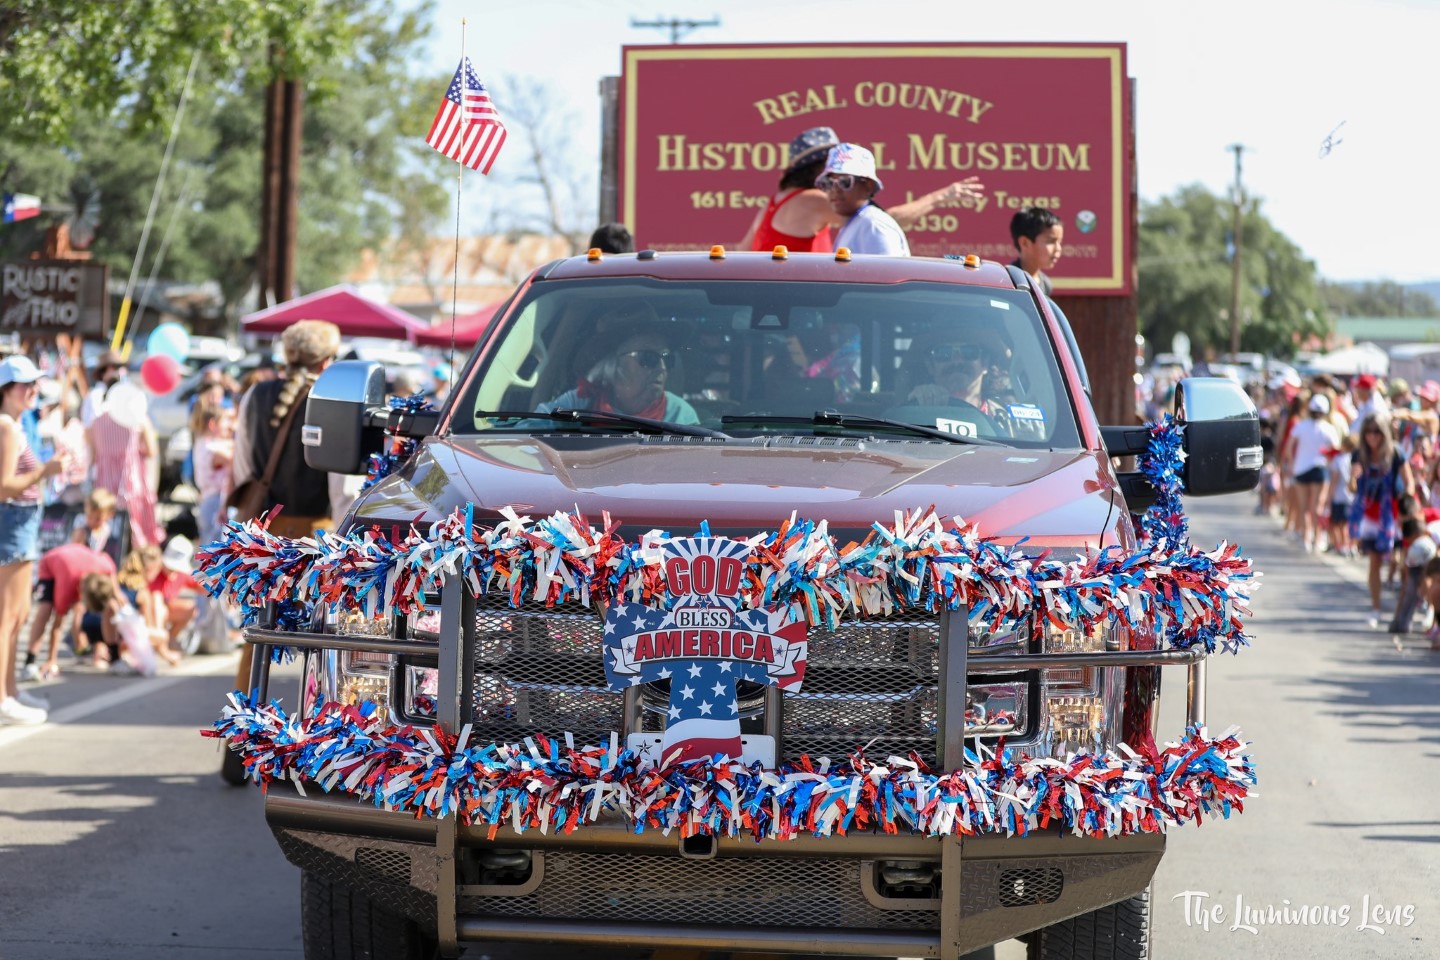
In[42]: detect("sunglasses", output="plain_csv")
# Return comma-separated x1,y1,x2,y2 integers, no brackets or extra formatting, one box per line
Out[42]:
619,349,674,370
928,344,985,363
816,174,859,191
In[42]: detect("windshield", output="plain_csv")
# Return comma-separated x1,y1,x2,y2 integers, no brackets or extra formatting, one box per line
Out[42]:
453,277,1081,448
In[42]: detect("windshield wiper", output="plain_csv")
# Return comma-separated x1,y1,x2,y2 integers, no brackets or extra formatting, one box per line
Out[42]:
478,409,731,439
721,411,1004,446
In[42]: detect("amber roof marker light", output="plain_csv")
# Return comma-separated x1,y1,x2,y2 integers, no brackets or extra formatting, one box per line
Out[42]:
709,245,726,260
964,254,981,268
586,248,603,262
834,247,852,262
772,245,789,260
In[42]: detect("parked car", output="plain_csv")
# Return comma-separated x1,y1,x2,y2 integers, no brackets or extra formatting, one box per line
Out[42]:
244,252,1262,960
154,353,271,494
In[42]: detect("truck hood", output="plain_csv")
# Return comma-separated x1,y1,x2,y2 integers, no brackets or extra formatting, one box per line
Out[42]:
353,435,1126,549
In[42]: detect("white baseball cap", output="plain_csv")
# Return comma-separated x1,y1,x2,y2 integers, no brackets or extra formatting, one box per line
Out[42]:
162,535,194,573
818,143,884,191
0,355,44,388
1309,393,1330,414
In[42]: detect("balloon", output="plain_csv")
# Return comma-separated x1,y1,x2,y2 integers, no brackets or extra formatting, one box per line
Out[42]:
103,380,149,429
146,322,191,363
140,354,182,394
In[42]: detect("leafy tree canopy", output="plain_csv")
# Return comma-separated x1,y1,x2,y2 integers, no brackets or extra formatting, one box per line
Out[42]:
1137,185,1330,360
0,0,359,145
1319,279,1439,318
0,1,450,329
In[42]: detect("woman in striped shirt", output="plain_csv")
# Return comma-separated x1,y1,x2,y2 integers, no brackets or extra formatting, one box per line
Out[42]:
0,356,70,725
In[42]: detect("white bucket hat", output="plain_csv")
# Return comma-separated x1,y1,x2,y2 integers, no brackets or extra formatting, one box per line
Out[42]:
817,143,884,191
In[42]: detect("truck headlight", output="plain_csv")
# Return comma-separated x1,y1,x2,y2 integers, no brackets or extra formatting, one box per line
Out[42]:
1040,620,1121,758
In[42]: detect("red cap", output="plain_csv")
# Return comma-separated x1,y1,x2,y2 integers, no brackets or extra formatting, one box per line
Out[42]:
1420,380,1440,404
1354,373,1377,390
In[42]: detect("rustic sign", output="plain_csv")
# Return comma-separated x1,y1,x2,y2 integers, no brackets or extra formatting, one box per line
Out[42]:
1,260,110,339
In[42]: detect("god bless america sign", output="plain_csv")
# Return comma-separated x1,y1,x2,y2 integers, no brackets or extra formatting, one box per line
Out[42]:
603,538,807,764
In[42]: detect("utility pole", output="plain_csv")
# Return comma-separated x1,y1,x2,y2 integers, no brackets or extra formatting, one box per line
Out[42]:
630,15,721,43
1227,143,1246,356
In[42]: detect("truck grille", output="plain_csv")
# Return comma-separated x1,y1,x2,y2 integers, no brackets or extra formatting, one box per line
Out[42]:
469,598,941,766
462,852,939,930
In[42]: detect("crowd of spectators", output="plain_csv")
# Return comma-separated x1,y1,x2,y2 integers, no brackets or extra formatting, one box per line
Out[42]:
1251,368,1440,647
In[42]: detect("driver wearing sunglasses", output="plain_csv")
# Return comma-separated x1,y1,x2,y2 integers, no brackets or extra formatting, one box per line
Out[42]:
536,308,700,425
903,333,1040,440
814,143,910,257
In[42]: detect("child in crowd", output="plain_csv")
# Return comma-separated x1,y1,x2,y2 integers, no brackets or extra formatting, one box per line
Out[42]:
1390,505,1438,635
72,486,119,559
117,545,181,667
1257,438,1281,517
79,571,129,674
190,401,233,546
1327,433,1356,557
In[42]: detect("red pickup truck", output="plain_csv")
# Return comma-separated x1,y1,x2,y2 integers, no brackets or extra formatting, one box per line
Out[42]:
224,249,1260,959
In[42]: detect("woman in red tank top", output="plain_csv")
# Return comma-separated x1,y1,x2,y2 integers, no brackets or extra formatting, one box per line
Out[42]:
739,126,987,254
740,126,839,253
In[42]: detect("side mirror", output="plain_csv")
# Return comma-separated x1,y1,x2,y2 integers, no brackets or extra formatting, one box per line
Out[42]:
1175,376,1263,495
1100,376,1261,509
303,360,387,474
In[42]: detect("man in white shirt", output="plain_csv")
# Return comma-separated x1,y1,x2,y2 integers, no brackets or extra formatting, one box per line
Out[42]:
816,143,910,257
1348,373,1390,434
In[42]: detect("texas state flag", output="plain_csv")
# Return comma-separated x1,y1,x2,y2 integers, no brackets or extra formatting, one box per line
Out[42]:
2,193,41,223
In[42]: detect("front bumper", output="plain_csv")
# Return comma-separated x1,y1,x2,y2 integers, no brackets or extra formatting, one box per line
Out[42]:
266,783,1164,958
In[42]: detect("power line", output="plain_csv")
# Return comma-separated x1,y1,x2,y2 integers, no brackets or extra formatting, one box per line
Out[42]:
630,15,721,43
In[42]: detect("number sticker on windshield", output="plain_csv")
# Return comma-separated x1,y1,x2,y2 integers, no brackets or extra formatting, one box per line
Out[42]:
935,418,978,437
1007,403,1046,423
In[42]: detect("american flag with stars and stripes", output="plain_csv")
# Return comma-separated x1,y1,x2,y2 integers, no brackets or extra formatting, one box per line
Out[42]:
602,538,808,765
426,57,506,174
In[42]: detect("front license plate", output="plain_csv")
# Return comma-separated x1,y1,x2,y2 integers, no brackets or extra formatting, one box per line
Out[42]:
626,733,776,767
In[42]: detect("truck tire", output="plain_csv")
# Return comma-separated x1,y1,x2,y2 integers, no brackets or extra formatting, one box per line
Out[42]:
300,870,438,960
1031,887,1151,960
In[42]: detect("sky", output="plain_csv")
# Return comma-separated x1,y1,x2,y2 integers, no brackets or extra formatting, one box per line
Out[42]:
415,0,1440,285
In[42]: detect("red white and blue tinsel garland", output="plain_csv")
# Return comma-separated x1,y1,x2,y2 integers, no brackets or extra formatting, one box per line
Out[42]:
203,415,1260,836
194,431,1255,655
203,692,1252,840
362,394,435,492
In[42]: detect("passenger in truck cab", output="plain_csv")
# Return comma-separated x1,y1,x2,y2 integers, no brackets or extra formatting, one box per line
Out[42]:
536,304,700,424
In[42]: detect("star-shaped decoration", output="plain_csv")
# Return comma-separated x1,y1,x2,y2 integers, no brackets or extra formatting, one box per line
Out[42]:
603,620,616,635
711,681,727,697
679,684,695,700
668,705,681,720
717,661,732,673
687,664,703,678
658,667,672,679
698,701,712,716
729,699,738,715
631,612,649,630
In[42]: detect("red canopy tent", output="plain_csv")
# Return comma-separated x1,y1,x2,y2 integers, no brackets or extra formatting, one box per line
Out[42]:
411,302,502,348
240,284,430,339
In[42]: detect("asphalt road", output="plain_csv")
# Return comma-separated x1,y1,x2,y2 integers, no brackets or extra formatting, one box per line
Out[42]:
1,491,1436,959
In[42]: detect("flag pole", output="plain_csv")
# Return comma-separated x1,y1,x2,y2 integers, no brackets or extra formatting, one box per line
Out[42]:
447,19,467,383
112,49,201,358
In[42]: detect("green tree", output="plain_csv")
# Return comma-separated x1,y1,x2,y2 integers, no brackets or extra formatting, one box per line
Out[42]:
1319,279,1439,317
1138,184,1330,359
0,2,450,331
0,0,354,145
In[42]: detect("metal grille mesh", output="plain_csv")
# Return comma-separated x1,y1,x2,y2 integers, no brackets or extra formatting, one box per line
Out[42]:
997,867,1065,907
463,852,938,930
355,846,412,885
469,600,940,765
